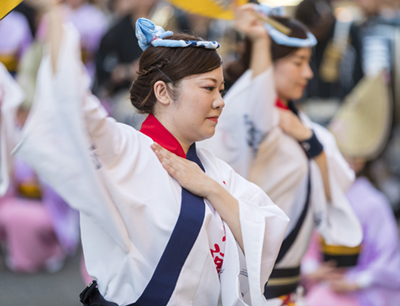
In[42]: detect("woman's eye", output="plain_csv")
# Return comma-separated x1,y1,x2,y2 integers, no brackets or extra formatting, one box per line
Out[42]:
219,89,226,96
205,87,215,91
293,62,302,67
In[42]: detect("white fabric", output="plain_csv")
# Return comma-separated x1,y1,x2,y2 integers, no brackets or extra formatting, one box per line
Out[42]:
0,62,25,196
13,25,289,306
199,68,363,271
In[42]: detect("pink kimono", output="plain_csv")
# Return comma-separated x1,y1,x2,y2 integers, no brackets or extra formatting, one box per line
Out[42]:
0,158,79,272
302,177,400,306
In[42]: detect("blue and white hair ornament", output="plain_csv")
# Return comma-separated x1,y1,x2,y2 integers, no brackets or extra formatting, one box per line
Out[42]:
255,4,317,48
135,18,220,51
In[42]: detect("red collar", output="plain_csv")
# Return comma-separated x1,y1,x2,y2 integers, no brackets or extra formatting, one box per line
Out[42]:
275,98,289,110
140,114,186,158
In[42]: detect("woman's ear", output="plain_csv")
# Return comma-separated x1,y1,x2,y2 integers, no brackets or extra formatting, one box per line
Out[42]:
154,81,171,106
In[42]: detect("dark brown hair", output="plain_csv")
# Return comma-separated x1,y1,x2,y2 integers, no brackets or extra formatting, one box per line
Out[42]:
225,16,309,85
130,33,222,114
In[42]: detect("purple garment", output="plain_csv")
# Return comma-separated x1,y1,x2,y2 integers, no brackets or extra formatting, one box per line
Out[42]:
13,158,80,255
345,177,400,306
0,11,32,58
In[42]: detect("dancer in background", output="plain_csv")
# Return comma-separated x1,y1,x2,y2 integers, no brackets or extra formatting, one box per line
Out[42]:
0,10,32,76
200,4,362,305
302,71,400,306
14,1,289,305
0,62,80,273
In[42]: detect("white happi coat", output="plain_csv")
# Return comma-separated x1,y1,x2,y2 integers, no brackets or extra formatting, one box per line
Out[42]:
0,62,25,196
13,25,289,306
200,68,363,271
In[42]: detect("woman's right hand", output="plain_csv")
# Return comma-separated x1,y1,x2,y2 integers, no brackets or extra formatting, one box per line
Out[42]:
235,4,272,78
25,0,60,12
235,4,269,42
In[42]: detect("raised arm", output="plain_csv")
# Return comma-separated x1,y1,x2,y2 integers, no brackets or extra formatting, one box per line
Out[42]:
13,0,132,250
199,5,278,177
29,0,135,167
235,4,272,78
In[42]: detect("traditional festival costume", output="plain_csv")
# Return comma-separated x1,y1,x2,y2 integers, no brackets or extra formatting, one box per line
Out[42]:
303,70,400,306
0,62,79,272
199,5,362,305
303,177,400,306
13,21,289,306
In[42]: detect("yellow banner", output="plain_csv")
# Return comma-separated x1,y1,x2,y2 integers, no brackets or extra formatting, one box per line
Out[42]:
168,0,248,20
0,0,23,20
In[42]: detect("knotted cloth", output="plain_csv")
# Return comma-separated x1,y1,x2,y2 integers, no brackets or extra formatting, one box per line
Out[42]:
256,4,317,48
135,18,220,51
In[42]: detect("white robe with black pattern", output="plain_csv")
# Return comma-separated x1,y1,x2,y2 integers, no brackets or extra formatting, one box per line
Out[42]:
199,68,363,271
13,24,289,306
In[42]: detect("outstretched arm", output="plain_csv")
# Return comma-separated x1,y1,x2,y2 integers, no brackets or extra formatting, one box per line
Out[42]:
235,4,272,78
27,0,63,73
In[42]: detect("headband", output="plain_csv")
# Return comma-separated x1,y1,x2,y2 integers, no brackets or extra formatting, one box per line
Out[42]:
255,4,317,48
135,18,220,51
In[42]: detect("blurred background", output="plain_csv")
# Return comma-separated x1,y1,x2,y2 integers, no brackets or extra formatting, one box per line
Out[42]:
0,0,399,305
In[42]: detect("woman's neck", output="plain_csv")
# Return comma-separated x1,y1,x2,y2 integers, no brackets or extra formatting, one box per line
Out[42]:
278,96,288,106
155,114,192,154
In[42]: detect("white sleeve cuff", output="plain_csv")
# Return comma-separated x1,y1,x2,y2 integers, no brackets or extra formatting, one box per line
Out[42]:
353,271,373,288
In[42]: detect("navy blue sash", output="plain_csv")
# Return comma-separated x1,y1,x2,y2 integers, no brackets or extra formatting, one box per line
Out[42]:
80,144,206,306
133,143,206,305
275,169,310,264
274,101,311,264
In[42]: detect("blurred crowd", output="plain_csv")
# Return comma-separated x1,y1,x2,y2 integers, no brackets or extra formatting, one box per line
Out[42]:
0,0,399,305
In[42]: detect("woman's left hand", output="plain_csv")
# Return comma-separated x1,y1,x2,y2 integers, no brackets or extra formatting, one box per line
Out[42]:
151,143,216,198
329,278,360,293
151,142,244,250
278,109,312,141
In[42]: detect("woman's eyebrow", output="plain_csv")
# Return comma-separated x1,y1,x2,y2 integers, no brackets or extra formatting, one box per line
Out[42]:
200,78,225,85
201,77,218,83
293,55,309,61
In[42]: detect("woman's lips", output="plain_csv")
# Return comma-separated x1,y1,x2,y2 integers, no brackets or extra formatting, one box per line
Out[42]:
207,116,219,123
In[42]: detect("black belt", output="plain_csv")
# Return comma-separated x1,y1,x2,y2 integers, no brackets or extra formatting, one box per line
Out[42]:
321,239,361,267
264,267,300,299
80,281,118,306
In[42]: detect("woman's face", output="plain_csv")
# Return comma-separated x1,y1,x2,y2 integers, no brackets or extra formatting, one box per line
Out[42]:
273,47,313,102
165,66,225,145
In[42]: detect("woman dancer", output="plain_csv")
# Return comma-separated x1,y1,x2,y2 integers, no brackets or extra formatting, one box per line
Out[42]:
302,72,400,306
14,1,289,305
200,4,362,305
0,63,79,273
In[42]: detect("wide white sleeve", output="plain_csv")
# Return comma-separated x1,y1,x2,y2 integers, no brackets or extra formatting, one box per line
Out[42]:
202,150,289,305
14,24,131,252
310,123,362,247
199,68,278,178
0,63,25,196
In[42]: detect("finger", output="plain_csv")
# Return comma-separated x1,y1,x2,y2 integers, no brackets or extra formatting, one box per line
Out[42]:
151,143,171,163
161,157,178,175
151,143,170,158
324,260,338,268
151,143,186,173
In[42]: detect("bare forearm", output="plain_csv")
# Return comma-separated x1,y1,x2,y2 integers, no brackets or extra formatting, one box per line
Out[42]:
45,5,63,74
250,37,272,79
206,183,244,251
313,151,332,202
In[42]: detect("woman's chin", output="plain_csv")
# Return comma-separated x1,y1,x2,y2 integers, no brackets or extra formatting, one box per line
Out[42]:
197,129,216,142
